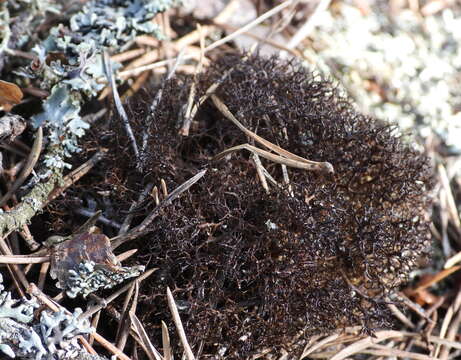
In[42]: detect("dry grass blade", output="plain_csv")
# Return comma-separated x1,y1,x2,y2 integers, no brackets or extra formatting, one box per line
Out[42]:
211,95,334,174
130,313,163,360
300,333,339,359
116,282,138,351
119,0,296,78
444,252,461,269
437,289,461,357
397,292,434,322
179,24,205,136
215,143,332,172
439,187,452,257
167,287,195,360
212,22,302,57
116,248,138,262
204,0,296,53
162,321,172,360
439,164,461,242
103,51,139,160
330,330,406,360
173,0,238,50
0,127,42,207
252,153,270,193
439,291,461,360
361,343,434,360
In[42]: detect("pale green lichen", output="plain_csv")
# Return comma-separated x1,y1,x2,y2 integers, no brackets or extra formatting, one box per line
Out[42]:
57,260,145,298
0,274,104,359
27,0,181,170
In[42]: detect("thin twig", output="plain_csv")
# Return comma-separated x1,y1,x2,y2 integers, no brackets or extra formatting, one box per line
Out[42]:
78,335,98,355
111,169,207,249
37,261,50,290
74,207,121,229
112,48,146,63
397,292,434,323
89,311,101,346
0,254,50,264
0,236,29,292
286,0,332,49
46,150,106,205
92,332,132,360
19,224,40,251
116,282,137,350
388,302,415,329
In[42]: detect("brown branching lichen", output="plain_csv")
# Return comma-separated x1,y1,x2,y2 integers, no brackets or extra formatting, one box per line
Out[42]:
87,52,434,357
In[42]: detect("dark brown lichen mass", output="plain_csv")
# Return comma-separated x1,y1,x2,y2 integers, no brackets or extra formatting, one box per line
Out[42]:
98,53,434,357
